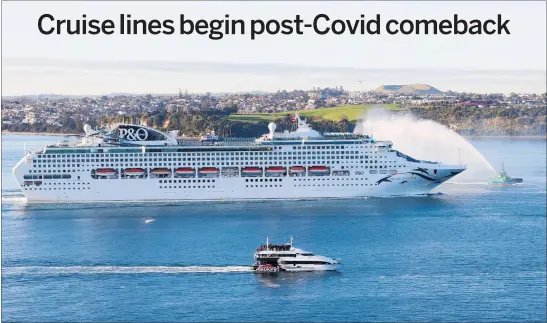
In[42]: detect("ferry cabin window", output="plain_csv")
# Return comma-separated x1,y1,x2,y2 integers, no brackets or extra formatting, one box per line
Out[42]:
280,261,332,265
258,254,296,258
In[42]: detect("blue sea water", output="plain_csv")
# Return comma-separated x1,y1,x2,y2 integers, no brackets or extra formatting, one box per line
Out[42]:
1,135,546,322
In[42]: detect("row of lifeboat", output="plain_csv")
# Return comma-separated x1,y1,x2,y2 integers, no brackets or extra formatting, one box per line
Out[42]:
94,166,330,177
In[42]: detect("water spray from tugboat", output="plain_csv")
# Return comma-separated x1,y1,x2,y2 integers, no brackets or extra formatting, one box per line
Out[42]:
354,107,497,183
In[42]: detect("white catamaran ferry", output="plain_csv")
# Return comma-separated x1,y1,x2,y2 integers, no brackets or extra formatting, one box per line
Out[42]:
13,115,466,202
252,237,340,273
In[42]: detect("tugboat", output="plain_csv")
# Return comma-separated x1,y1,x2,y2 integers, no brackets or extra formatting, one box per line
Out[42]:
487,162,523,186
252,237,340,273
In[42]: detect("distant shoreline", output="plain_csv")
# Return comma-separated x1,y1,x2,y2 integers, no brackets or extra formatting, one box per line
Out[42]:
1,131,545,139
464,135,546,140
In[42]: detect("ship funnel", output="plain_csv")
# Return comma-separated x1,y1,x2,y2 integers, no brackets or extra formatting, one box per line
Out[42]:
169,130,179,140
83,124,99,137
268,122,277,133
268,123,276,139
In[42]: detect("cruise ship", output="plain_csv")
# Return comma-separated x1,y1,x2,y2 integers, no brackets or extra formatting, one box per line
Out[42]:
13,115,466,202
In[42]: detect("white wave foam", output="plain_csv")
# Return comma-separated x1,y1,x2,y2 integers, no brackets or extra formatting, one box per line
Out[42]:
3,266,252,275
445,182,487,185
2,188,23,193
1,196,27,203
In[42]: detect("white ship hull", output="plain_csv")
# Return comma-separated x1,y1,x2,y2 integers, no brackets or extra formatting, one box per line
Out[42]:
12,121,466,203
280,264,339,272
14,158,464,203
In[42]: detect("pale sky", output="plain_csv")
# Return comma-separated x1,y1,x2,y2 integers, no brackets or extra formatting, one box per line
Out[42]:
1,1,546,95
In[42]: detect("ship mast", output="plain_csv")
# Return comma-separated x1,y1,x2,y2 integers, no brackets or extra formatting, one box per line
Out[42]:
291,113,299,132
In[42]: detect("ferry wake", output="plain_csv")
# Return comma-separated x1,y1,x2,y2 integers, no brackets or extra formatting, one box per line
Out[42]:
13,114,466,202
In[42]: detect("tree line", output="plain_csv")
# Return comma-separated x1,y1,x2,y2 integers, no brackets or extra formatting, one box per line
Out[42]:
3,106,545,137
410,106,546,136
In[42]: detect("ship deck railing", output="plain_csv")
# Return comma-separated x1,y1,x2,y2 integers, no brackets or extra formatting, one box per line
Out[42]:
177,138,257,146
40,134,375,152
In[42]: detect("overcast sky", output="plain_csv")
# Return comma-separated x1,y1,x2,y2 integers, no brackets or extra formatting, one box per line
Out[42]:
2,1,546,95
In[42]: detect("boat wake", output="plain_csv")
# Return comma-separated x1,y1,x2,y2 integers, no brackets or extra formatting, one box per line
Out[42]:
2,188,23,193
1,188,26,202
2,265,253,275
1,196,27,203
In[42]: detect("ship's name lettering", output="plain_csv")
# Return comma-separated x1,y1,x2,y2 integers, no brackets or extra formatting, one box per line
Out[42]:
119,128,148,141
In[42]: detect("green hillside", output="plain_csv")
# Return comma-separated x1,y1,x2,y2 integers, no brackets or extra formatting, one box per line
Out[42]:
228,104,400,123
375,84,442,95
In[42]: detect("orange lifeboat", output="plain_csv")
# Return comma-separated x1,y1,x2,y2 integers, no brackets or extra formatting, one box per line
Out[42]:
242,167,263,177
265,166,286,177
266,166,286,173
124,168,145,176
242,167,262,173
309,166,329,172
198,167,220,178
175,167,196,178
290,166,306,173
95,168,117,176
198,167,220,174
151,168,171,175
308,166,330,176
175,167,195,174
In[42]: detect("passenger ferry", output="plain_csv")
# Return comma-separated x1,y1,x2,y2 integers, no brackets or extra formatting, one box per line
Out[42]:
13,114,466,202
252,237,340,273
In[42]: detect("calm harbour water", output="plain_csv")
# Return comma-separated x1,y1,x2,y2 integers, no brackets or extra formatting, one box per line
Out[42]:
1,134,546,322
